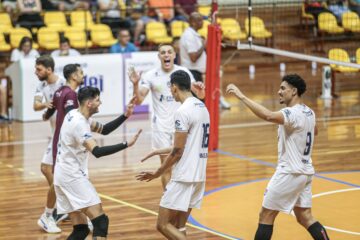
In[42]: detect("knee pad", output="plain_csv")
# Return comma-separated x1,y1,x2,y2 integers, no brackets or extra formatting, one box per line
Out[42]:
67,224,90,240
91,214,109,237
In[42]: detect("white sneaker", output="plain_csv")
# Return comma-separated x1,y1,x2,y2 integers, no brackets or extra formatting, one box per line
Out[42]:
37,213,61,233
87,218,94,232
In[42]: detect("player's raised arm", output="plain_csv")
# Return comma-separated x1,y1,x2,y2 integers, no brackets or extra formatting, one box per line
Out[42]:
128,67,149,105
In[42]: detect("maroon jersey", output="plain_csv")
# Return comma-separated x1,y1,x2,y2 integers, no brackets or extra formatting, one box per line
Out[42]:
44,85,78,165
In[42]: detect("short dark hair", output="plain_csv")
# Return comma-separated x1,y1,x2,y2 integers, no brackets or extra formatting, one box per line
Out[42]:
78,86,100,105
60,36,70,45
63,63,80,81
36,55,55,72
18,36,32,50
282,74,307,96
170,70,191,91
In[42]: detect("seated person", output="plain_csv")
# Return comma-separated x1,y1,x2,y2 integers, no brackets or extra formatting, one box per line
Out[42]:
328,0,350,20
147,0,174,23
10,36,39,62
57,0,89,10
305,0,331,22
17,0,45,29
174,0,197,21
51,37,81,57
349,0,360,15
2,0,17,18
109,29,138,53
98,0,131,32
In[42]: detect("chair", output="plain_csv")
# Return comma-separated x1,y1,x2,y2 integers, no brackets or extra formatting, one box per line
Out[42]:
44,11,69,32
70,11,96,30
37,27,60,50
318,12,344,34
9,28,38,49
245,16,272,45
342,11,360,33
0,13,14,34
300,3,315,31
64,27,93,48
220,18,247,41
90,24,117,47
145,22,173,44
198,5,211,17
171,21,189,38
0,33,11,52
198,20,210,39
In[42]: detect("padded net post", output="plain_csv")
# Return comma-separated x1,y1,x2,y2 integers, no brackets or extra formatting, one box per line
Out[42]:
205,23,221,151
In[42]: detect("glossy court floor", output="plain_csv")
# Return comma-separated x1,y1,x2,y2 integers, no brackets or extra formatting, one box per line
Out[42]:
0,63,359,239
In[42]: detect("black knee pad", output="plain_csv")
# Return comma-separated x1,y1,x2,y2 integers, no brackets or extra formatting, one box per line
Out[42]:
67,224,90,240
91,214,109,237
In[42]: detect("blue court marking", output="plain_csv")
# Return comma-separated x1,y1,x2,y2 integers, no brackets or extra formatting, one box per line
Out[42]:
188,149,360,238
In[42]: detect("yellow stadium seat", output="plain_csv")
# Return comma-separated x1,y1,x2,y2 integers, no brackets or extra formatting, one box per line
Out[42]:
356,48,360,64
342,11,360,33
90,24,117,47
64,27,93,48
220,18,247,41
37,27,60,50
328,48,358,72
198,20,210,39
70,11,96,30
245,16,272,39
171,21,189,38
0,13,14,34
318,12,344,34
0,33,11,52
9,28,38,49
44,11,69,32
145,22,173,44
198,5,211,17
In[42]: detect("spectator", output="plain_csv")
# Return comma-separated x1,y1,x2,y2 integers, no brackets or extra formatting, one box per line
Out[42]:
51,37,81,57
147,0,174,23
17,0,45,30
174,0,197,21
0,79,9,121
98,0,131,32
109,29,138,53
349,0,360,15
328,0,350,21
2,0,17,17
57,0,89,10
10,36,40,62
40,0,64,10
304,0,332,25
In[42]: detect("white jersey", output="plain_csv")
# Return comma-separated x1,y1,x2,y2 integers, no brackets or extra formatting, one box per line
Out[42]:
54,109,93,185
34,76,65,132
140,65,195,133
172,97,210,182
277,104,315,175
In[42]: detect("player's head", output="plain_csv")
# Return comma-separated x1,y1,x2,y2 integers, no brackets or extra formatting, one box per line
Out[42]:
35,55,55,81
279,74,307,105
158,44,176,72
78,86,101,115
63,63,84,85
189,12,203,31
170,70,191,101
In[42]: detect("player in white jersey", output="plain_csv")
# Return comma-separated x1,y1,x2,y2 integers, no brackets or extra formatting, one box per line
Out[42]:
137,70,210,239
128,43,205,189
33,55,65,233
227,74,330,240
54,87,141,240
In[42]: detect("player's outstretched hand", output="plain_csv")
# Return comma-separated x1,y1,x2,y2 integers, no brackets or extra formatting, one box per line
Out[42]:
127,129,142,147
192,81,205,90
128,66,141,85
125,95,137,117
136,171,159,182
140,147,172,162
226,84,245,100
44,101,53,109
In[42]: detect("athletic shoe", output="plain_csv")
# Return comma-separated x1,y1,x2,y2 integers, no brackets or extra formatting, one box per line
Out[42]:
37,213,61,233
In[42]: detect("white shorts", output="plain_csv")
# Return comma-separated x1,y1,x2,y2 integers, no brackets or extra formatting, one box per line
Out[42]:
152,131,174,149
262,170,313,214
160,180,205,212
54,178,101,214
41,140,53,165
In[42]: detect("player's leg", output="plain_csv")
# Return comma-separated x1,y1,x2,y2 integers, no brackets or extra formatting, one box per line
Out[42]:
157,207,186,240
176,208,192,236
83,203,108,240
254,207,279,240
67,211,90,240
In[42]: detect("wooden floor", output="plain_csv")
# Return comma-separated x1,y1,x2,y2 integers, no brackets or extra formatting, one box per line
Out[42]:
0,63,360,240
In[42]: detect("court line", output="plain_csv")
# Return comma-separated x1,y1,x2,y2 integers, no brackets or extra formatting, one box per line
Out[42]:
98,193,238,240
